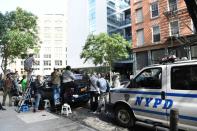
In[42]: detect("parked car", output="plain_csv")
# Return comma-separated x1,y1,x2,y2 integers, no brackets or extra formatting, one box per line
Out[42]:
41,74,90,106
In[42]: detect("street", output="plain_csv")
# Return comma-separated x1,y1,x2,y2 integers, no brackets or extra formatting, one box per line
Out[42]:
0,91,152,131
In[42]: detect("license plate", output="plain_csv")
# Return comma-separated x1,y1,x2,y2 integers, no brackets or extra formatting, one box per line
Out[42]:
80,88,86,92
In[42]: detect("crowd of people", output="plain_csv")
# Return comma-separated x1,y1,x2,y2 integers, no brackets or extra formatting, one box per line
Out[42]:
0,54,124,113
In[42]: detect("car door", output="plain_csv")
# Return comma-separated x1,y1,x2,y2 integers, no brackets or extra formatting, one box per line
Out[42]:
166,64,197,130
129,66,168,124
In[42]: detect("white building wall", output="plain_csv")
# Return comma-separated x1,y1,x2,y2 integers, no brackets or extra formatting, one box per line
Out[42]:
95,0,107,34
67,0,107,68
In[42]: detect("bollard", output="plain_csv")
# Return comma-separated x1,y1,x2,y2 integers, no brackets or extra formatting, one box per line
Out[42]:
170,108,179,131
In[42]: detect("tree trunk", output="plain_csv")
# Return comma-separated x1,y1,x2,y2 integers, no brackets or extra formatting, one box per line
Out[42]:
2,57,8,74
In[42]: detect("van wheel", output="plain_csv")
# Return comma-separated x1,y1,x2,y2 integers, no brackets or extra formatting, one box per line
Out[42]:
115,105,135,128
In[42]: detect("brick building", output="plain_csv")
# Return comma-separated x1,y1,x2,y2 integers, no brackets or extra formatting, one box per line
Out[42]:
131,0,197,73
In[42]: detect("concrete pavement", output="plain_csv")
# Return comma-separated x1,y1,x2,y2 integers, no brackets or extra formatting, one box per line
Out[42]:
0,91,95,131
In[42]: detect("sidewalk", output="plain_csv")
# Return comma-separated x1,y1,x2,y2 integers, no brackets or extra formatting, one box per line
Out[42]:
0,91,95,131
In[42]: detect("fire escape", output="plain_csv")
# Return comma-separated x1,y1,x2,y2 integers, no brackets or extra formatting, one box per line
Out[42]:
163,1,197,59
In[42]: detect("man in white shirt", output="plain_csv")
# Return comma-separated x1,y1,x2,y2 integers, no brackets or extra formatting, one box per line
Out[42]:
89,73,99,111
61,66,75,103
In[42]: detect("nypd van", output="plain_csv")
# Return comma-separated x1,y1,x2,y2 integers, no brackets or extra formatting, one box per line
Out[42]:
108,60,197,131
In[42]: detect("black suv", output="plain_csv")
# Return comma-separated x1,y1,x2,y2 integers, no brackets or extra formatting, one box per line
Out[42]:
41,74,90,106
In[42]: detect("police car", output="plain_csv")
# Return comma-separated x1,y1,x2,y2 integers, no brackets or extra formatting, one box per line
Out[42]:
107,59,197,131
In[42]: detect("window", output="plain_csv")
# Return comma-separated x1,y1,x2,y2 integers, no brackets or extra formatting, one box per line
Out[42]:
54,27,63,32
134,68,162,89
55,34,63,38
54,40,63,45
44,33,51,38
169,0,177,12
55,60,62,66
44,47,51,52
191,45,197,59
136,8,143,23
44,68,51,70
33,68,40,70
171,65,197,90
151,2,159,18
170,20,179,36
43,60,51,66
21,61,24,66
44,54,51,58
152,26,160,42
34,60,40,66
35,54,40,58
44,27,51,32
136,29,144,47
151,49,165,64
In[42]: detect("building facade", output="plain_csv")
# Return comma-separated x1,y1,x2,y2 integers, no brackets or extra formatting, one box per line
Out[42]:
131,0,197,73
17,14,68,76
107,0,131,42
88,0,107,34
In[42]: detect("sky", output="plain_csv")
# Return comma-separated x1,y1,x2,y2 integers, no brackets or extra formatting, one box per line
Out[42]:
0,0,67,15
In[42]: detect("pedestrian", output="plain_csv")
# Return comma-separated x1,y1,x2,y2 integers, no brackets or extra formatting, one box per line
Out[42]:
2,73,13,106
0,73,3,90
61,66,76,104
89,73,99,111
0,102,6,110
32,75,44,112
24,54,37,87
12,71,19,95
95,73,110,113
51,68,61,106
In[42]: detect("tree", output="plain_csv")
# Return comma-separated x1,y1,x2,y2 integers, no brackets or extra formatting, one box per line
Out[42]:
81,33,130,81
0,7,39,73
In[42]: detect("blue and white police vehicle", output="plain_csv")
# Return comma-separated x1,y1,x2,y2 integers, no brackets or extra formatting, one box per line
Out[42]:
107,59,197,131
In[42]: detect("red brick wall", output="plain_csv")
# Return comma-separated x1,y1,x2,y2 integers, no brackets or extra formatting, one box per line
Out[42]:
131,0,193,52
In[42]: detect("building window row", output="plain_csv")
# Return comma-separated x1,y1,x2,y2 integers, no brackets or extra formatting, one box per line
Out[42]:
44,60,51,66
44,54,51,58
55,60,62,66
136,20,180,46
135,0,178,23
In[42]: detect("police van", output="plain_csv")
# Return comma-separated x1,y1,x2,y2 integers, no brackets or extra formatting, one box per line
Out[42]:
107,59,197,131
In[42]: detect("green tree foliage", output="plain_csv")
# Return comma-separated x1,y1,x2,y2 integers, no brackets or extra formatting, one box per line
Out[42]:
81,33,130,69
0,7,39,72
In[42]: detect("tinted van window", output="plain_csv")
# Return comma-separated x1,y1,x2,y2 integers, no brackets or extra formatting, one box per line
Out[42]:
171,65,197,90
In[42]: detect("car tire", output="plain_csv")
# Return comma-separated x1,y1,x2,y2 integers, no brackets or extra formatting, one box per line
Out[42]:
115,105,135,128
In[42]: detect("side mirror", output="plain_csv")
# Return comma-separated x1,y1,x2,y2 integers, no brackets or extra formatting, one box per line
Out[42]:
128,79,134,88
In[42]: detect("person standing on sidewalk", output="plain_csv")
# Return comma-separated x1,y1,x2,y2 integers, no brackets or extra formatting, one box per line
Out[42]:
89,73,99,111
2,73,13,106
51,68,61,106
95,73,110,113
61,66,75,104
32,75,44,112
